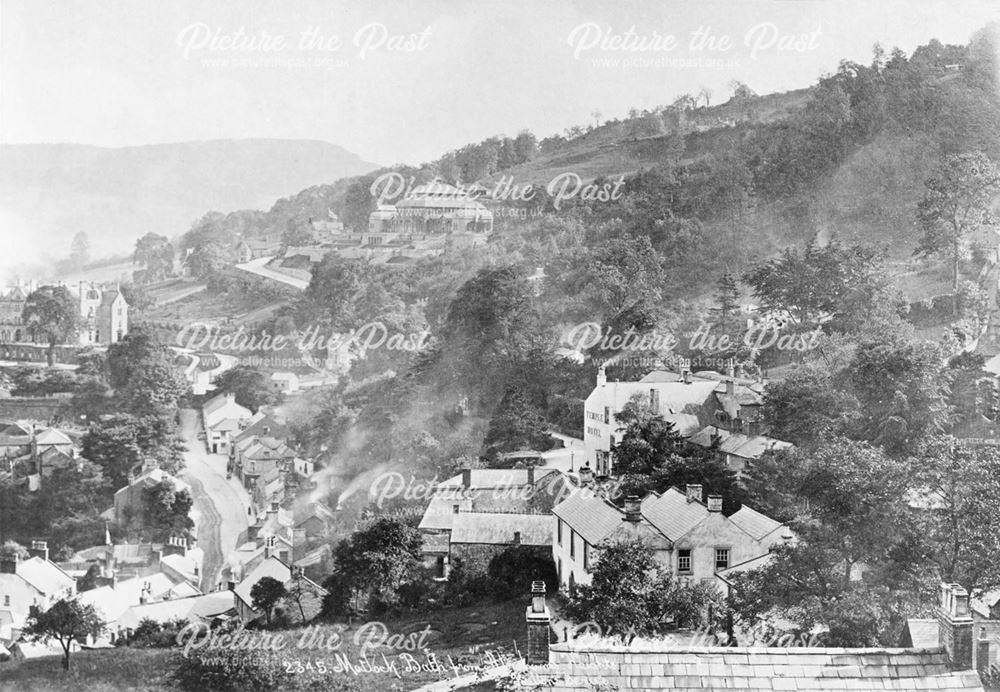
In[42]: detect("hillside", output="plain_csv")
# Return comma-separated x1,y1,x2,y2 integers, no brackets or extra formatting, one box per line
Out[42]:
0,139,378,278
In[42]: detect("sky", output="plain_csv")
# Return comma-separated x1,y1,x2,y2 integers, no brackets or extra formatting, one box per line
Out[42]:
2,0,999,166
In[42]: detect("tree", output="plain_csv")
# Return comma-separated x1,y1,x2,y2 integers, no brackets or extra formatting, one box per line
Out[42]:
70,232,90,268
513,130,538,164
610,395,683,476
24,598,104,670
763,363,860,445
140,479,194,542
184,242,230,283
212,366,281,412
325,517,424,615
710,272,742,331
106,329,188,415
483,386,554,462
564,539,722,639
849,334,948,454
133,233,174,283
913,436,1000,593
281,223,314,248
916,152,1000,299
581,236,666,317
250,576,287,624
22,285,79,366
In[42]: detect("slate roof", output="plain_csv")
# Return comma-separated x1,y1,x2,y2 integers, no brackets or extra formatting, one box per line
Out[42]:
33,428,72,446
539,645,984,691
448,513,552,546
689,426,793,459
11,557,75,596
901,619,941,649
551,492,624,545
640,489,711,541
729,506,786,542
437,469,558,489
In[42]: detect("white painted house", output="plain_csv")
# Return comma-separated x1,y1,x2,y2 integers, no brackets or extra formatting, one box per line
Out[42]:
552,484,789,593
201,392,252,454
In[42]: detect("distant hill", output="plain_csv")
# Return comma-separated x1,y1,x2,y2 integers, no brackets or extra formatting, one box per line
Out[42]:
0,139,378,278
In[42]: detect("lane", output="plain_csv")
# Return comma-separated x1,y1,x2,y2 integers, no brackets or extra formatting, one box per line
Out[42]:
234,256,309,291
178,408,252,591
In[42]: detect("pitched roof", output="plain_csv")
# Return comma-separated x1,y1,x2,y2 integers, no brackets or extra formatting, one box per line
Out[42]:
689,426,793,459
33,428,72,446
552,492,626,546
640,488,710,541
729,505,786,542
901,619,941,649
233,556,326,608
448,513,552,546
12,556,75,597
438,469,558,489
542,645,983,690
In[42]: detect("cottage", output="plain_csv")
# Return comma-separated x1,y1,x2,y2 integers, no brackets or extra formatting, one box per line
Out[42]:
552,484,788,592
202,392,252,453
113,468,190,523
232,554,325,623
0,544,76,645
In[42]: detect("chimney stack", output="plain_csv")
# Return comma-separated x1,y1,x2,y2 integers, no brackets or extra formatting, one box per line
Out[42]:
686,484,703,503
596,364,607,388
264,535,277,559
513,531,521,546
525,580,551,665
938,582,974,670
462,469,472,489
725,378,736,396
527,466,535,486
623,495,641,522
578,464,594,487
29,540,49,562
707,495,723,512
0,553,17,574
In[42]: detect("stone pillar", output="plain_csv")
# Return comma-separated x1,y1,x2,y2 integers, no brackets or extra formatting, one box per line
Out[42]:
938,582,974,670
526,580,551,665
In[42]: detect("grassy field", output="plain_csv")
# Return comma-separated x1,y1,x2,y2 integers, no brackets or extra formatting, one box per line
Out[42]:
0,648,175,692
0,600,529,692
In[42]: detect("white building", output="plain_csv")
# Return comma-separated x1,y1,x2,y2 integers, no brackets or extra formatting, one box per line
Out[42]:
551,484,789,592
201,392,252,454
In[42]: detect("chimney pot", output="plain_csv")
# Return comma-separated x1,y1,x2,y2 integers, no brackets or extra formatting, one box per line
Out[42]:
686,484,703,503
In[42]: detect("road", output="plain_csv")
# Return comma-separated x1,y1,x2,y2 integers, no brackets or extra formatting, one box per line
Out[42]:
235,256,309,291
178,408,252,592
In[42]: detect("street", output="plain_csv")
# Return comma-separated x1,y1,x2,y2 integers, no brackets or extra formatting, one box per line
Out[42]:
178,408,252,592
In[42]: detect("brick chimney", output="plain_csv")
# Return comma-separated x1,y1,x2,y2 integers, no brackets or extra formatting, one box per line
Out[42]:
28,540,49,561
707,495,723,512
525,580,551,665
513,531,521,546
0,553,17,574
686,484,703,503
578,464,594,487
938,582,974,670
264,535,277,559
462,469,472,489
725,378,736,396
623,495,641,522
596,364,607,388
527,466,535,486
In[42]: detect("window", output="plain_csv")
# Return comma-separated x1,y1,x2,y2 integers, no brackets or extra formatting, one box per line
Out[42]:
678,549,692,574
569,530,575,559
604,407,610,424
452,504,460,514
557,519,562,546
3,595,8,606
715,548,730,571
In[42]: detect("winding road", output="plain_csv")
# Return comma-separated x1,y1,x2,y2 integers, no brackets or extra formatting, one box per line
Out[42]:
178,408,252,592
